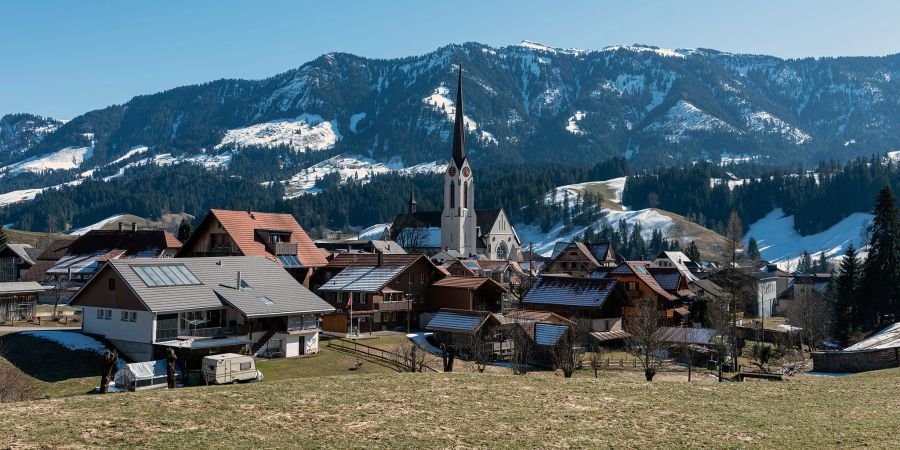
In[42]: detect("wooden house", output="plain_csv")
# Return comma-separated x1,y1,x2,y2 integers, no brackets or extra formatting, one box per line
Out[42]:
522,275,630,332
425,308,510,359
544,241,618,277
0,244,41,282
0,281,47,323
178,209,327,287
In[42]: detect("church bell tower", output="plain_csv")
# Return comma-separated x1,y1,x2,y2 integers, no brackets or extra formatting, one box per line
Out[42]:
441,67,477,257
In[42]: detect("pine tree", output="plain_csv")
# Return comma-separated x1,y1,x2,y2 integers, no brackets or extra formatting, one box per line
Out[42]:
0,227,8,247
746,237,761,260
816,251,828,273
798,250,814,274
859,186,900,331
685,240,701,263
833,243,861,345
176,218,193,242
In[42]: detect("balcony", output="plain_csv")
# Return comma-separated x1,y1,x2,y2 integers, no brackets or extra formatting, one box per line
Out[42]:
272,242,298,256
377,300,413,312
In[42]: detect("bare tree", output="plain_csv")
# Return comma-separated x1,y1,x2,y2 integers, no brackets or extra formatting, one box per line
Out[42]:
509,324,533,375
469,331,490,373
99,349,118,394
588,348,605,378
786,286,832,353
724,210,744,371
626,298,667,381
550,327,583,378
702,293,733,381
394,340,427,372
396,225,426,254
49,277,70,319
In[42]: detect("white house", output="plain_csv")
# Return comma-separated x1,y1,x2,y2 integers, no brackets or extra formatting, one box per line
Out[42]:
68,257,334,362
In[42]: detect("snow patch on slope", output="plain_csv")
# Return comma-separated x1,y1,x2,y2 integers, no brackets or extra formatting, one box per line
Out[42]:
744,111,811,144
216,114,341,152
745,208,872,271
281,155,446,199
349,112,367,133
422,86,498,145
68,214,131,236
566,111,587,135
109,145,149,165
645,101,738,142
2,145,93,175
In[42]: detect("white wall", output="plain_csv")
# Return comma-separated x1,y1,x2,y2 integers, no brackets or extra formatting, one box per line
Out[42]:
81,306,155,344
304,332,320,354
756,280,777,318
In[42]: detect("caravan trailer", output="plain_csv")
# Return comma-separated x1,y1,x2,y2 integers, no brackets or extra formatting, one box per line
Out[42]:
202,353,262,384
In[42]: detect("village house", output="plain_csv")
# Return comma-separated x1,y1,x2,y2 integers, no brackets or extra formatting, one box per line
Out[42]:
544,241,618,277
603,261,686,324
314,238,407,255
425,308,510,358
0,281,47,323
428,276,508,312
37,225,181,285
646,266,695,301
522,275,631,334
316,253,446,332
710,269,778,318
0,243,42,282
68,257,334,365
19,239,74,283
178,209,328,287
387,71,521,260
653,251,699,281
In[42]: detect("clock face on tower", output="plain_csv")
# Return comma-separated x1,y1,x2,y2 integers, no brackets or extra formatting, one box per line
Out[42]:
462,167,471,177
447,166,457,177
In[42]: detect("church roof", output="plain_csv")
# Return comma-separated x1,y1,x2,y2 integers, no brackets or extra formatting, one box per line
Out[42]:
476,208,501,234
451,67,467,169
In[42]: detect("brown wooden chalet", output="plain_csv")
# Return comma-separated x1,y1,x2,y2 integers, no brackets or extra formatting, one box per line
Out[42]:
428,276,507,312
177,209,327,287
522,275,630,332
604,261,688,325
544,241,618,277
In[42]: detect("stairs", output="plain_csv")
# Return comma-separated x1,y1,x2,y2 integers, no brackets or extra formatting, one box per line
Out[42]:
251,330,277,356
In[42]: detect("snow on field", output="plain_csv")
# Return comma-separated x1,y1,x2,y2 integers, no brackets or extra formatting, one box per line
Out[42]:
709,178,749,190
357,223,391,240
21,331,110,354
68,214,130,236
566,111,587,135
3,145,94,175
645,101,738,143
216,114,341,152
109,145,149,165
0,187,44,207
349,112,367,133
281,155,444,198
422,86,498,145
744,208,873,270
519,177,674,256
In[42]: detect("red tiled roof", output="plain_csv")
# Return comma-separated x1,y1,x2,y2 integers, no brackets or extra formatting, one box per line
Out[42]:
209,209,327,267
164,232,183,249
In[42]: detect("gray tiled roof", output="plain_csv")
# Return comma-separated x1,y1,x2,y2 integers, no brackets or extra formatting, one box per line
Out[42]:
654,327,718,345
534,322,569,346
318,265,406,293
648,268,682,290
425,310,489,334
0,281,47,294
82,257,334,316
523,275,618,308
3,244,35,265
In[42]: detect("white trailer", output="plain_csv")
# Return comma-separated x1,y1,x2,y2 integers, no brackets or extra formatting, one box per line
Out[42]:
201,353,262,384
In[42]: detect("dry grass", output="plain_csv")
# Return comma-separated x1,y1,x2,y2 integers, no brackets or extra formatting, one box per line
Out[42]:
1,366,897,449
4,228,74,248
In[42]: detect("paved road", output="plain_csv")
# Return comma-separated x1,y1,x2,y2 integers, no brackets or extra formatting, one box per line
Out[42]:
0,326,80,337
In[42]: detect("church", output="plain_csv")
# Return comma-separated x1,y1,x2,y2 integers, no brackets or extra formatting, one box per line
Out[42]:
388,69,521,261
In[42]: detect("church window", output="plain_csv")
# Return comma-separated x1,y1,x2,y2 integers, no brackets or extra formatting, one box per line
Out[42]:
450,181,455,208
496,241,509,260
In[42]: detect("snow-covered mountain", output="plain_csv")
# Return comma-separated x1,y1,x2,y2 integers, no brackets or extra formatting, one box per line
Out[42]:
0,114,64,159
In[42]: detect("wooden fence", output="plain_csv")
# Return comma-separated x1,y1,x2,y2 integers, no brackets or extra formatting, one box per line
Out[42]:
329,338,438,373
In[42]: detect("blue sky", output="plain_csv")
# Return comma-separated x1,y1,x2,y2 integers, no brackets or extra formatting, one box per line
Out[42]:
2,0,897,119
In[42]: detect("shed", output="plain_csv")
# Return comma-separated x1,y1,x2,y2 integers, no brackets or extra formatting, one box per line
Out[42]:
425,309,507,358
114,359,182,391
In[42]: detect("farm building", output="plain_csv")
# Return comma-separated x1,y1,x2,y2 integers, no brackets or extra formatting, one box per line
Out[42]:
0,281,47,322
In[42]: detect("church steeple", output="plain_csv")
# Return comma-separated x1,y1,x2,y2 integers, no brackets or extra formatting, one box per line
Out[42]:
451,67,466,169
408,185,417,214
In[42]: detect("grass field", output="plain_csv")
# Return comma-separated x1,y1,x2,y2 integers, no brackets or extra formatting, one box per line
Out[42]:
1,366,897,449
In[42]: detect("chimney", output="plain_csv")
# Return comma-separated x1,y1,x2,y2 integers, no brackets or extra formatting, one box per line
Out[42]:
236,271,242,290
376,250,384,267
117,222,123,232
131,222,137,232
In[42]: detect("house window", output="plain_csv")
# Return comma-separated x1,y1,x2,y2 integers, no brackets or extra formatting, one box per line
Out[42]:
97,309,104,319
97,309,112,320
121,311,128,321
627,281,638,291
408,273,414,284
419,273,426,284
108,278,116,291
450,181,455,208
121,311,137,322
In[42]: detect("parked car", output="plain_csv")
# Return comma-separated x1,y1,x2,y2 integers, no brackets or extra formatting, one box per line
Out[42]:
202,353,262,384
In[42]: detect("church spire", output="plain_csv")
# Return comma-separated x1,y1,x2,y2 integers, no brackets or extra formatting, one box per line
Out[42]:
408,185,417,214
451,66,466,169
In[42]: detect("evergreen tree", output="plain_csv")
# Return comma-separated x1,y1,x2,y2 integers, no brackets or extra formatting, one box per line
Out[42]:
859,186,900,331
798,250,814,274
685,240,701,263
746,237,761,260
816,251,828,273
0,227,7,247
176,218,193,242
833,243,861,345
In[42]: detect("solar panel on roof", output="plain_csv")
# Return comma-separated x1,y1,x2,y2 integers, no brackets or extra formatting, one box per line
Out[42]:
462,261,480,269
134,265,201,287
278,255,302,268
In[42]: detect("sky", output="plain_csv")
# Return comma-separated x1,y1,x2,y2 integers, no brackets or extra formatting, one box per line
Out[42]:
2,0,898,119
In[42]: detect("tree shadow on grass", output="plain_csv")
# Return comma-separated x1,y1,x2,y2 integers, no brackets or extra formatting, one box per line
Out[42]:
0,333,102,382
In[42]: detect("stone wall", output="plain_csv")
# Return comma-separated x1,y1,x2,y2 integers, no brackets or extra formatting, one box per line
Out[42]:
811,348,900,373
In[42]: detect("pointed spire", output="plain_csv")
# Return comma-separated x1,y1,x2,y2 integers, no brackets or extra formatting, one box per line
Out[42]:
408,185,417,214
451,66,466,169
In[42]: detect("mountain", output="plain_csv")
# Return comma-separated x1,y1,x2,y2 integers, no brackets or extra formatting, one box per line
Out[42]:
0,113,64,159
1,41,898,233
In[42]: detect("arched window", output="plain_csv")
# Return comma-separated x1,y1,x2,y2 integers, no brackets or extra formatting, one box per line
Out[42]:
449,181,455,208
496,241,508,260
463,182,468,208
